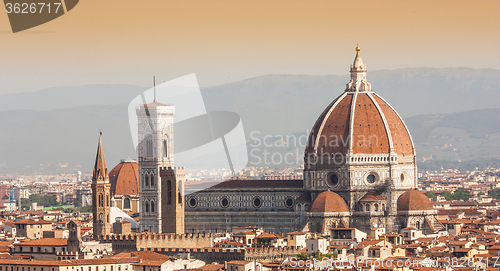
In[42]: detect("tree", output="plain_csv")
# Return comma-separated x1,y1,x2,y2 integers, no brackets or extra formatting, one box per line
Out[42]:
425,191,436,200
489,189,500,199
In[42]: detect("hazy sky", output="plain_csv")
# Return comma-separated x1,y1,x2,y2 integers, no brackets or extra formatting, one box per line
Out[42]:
0,0,499,94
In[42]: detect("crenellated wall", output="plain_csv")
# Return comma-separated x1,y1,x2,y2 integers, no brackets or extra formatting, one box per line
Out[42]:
137,246,302,263
96,233,214,253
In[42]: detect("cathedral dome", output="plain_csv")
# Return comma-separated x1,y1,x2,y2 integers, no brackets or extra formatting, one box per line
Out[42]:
109,158,139,196
397,189,434,211
305,46,414,160
309,190,349,213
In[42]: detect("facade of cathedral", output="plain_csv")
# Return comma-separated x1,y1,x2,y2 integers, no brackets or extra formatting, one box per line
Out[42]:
92,46,444,236
184,46,445,235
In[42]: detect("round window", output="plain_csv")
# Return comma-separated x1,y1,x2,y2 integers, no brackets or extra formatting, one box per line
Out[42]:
188,197,197,208
367,174,376,184
253,197,262,208
328,173,339,186
221,197,229,208
285,198,294,208
400,173,405,181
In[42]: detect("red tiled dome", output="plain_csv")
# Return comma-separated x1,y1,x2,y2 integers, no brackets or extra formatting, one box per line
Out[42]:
305,92,413,157
308,190,349,213
305,47,414,159
109,158,139,196
397,189,434,211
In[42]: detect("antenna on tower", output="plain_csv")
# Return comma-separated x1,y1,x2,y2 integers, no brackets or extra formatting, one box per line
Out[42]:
153,76,156,102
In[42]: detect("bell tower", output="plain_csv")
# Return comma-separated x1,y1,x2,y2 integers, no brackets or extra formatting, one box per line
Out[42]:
92,133,111,239
136,99,175,233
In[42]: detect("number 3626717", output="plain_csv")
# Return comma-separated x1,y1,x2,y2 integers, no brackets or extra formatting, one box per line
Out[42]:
5,3,62,14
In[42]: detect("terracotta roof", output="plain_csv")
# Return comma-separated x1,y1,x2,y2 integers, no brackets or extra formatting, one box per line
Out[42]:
15,238,67,246
139,101,171,107
397,189,434,211
305,92,413,156
113,251,169,261
14,219,52,225
132,260,167,266
109,160,139,196
359,190,385,201
208,179,303,189
308,190,349,213
256,233,281,239
0,257,139,266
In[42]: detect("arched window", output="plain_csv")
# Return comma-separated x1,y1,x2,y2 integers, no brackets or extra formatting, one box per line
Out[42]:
374,204,379,212
99,213,103,223
106,195,109,207
145,175,149,186
146,137,153,158
167,181,172,204
365,204,370,212
145,201,150,213
382,204,385,211
151,201,155,213
107,214,109,223
150,176,155,187
99,194,103,207
123,198,131,209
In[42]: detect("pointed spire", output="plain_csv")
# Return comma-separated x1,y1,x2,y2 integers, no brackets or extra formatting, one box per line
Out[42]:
93,132,108,182
345,44,372,92
351,43,366,71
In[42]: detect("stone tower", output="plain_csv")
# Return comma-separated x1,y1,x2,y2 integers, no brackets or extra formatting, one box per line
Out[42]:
67,220,82,253
92,133,111,239
161,167,184,234
136,100,175,233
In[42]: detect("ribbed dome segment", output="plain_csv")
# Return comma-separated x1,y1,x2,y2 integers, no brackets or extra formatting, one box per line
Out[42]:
305,92,413,156
308,190,349,213
397,189,434,211
109,159,139,196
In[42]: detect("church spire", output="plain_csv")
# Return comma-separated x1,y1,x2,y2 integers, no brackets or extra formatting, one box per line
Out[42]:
346,43,372,92
91,132,111,239
93,132,108,182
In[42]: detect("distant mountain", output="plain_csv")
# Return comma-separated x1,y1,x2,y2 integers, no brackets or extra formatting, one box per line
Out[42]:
201,68,500,137
404,108,500,161
0,68,498,174
0,84,145,111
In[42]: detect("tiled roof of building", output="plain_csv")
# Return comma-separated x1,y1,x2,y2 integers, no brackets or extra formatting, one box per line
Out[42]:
0,257,140,266
132,260,167,266
14,218,52,225
209,179,303,189
359,190,385,201
308,190,349,213
15,238,67,246
113,251,169,261
139,101,171,107
397,189,434,211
